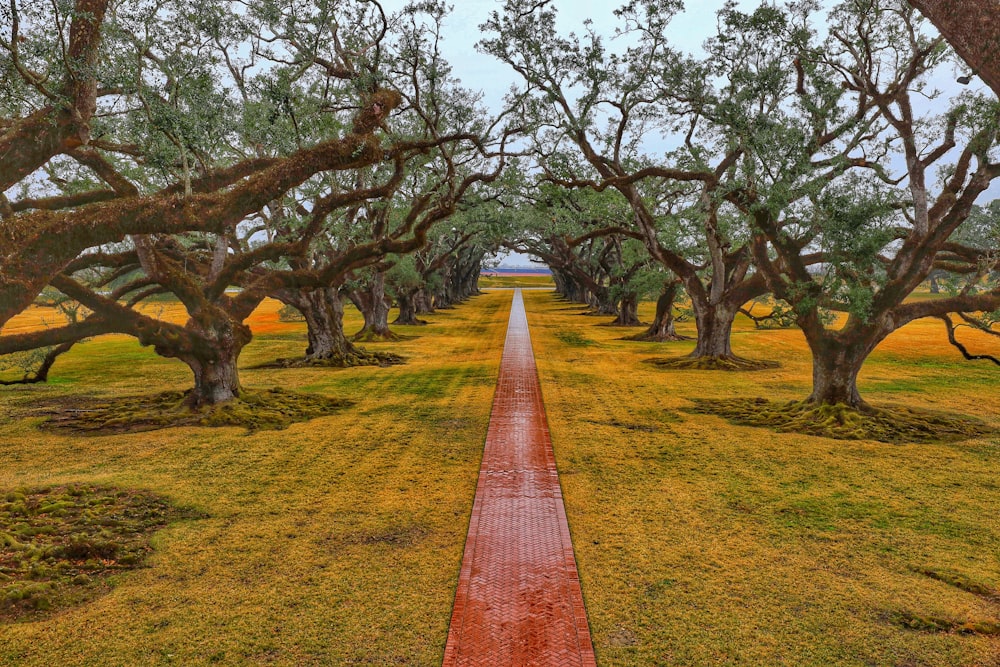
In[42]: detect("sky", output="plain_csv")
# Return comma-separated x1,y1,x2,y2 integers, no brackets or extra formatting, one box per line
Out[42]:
377,1,996,266
405,0,764,265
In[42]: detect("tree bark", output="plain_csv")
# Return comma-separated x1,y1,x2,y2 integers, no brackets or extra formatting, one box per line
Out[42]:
689,302,738,358
350,271,396,340
413,288,435,315
174,318,251,407
909,0,1000,98
273,287,361,361
610,292,641,326
629,283,685,341
393,289,427,325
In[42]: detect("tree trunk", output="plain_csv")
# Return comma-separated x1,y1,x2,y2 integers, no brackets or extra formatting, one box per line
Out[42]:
610,292,641,326
272,286,366,363
800,317,894,411
689,302,738,358
393,289,427,326
305,288,360,359
589,287,617,315
185,347,242,406
414,288,434,315
806,342,869,410
175,318,251,407
350,272,396,340
629,284,686,341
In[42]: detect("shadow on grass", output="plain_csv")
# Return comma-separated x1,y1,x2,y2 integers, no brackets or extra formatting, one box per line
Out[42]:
31,388,352,435
687,397,993,443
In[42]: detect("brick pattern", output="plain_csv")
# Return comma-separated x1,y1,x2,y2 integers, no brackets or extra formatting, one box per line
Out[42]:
443,289,597,667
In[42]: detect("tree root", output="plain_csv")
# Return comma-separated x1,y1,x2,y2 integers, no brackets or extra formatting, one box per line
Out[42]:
623,331,693,342
32,388,353,434
260,348,405,369
644,355,779,371
687,397,993,443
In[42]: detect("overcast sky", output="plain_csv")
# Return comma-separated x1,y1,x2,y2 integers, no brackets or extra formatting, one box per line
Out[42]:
406,0,764,265
377,1,994,266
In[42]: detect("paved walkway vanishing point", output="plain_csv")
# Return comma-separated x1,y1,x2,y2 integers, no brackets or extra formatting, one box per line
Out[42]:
443,289,597,667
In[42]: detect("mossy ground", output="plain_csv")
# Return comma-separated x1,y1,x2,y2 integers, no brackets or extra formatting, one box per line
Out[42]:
3,289,1000,665
30,388,353,434
524,289,1000,666
689,397,994,443
0,294,509,665
256,348,405,370
1,485,198,621
645,354,780,371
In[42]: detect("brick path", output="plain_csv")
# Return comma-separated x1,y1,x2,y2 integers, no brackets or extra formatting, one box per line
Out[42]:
443,289,597,667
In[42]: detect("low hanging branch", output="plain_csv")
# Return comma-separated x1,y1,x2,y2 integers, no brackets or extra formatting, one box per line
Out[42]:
0,341,77,385
937,314,1000,366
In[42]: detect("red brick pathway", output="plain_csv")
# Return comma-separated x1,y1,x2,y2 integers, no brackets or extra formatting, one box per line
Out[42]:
443,289,597,667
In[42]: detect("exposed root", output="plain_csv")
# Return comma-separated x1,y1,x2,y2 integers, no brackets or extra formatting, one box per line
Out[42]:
623,331,693,342
645,355,779,371
259,349,405,369
597,320,645,328
32,388,353,434
1,485,201,621
687,398,993,443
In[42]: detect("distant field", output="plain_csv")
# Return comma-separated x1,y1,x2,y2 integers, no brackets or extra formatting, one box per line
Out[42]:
478,273,554,288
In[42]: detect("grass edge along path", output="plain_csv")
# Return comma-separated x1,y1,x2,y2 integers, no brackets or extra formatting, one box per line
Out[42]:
443,288,596,666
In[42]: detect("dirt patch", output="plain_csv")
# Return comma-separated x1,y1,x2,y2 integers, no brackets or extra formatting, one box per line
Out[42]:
687,398,993,443
1,485,200,622
31,388,353,435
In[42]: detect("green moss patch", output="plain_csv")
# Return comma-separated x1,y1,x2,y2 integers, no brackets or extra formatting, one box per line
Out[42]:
1,485,197,622
688,398,993,443
259,349,405,369
645,355,779,371
555,330,597,347
34,388,353,434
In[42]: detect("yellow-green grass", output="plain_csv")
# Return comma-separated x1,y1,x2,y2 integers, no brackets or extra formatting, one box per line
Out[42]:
525,290,1000,666
478,273,555,289
0,294,510,665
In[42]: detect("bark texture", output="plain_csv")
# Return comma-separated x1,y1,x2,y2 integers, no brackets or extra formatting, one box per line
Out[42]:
909,0,1000,97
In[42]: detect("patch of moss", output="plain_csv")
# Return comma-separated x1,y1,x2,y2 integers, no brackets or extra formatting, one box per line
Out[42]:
350,330,407,343
687,398,993,444
259,349,405,369
34,388,353,435
555,330,597,347
0,485,198,622
644,355,779,371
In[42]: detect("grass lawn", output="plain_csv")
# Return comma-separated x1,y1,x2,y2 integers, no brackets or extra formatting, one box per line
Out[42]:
2,287,999,666
524,289,1000,666
0,293,509,665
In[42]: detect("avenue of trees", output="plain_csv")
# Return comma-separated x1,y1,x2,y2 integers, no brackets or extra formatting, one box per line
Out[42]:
0,0,998,423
